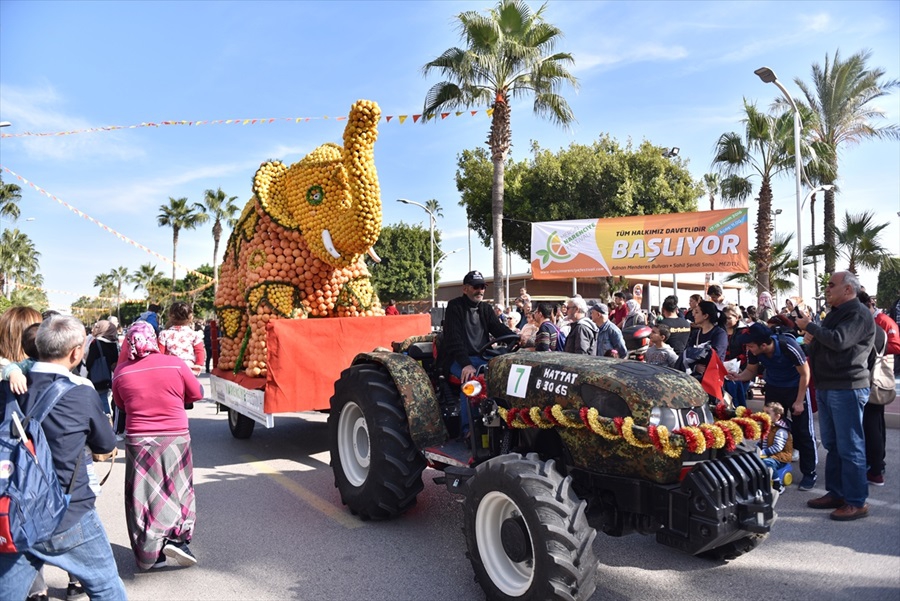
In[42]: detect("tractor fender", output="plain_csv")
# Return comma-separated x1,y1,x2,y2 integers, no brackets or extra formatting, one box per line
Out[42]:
352,352,448,449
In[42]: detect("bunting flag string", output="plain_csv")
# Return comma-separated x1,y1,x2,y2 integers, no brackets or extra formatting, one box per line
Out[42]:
14,276,214,302
0,108,491,139
0,165,214,284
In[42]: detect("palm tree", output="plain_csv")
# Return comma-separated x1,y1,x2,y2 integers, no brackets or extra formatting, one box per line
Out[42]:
422,0,578,307
0,175,22,224
424,199,443,220
130,263,162,308
713,100,796,297
834,211,892,274
202,187,241,298
0,229,40,298
93,272,116,313
108,265,130,321
725,231,800,299
701,173,721,211
157,197,209,296
792,49,900,275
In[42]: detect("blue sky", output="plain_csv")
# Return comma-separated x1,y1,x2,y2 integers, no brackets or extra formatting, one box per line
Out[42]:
1,0,898,311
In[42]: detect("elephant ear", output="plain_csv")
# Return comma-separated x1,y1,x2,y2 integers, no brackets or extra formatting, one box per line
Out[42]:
253,160,298,230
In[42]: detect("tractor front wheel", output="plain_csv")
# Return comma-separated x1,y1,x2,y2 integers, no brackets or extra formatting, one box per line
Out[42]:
464,453,598,601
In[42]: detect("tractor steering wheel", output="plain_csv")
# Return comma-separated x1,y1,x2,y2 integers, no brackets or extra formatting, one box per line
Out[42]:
477,333,522,359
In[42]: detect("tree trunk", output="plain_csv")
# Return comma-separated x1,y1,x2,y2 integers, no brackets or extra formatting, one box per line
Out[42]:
212,219,222,299
171,228,180,297
756,179,774,298
488,97,512,308
823,187,836,275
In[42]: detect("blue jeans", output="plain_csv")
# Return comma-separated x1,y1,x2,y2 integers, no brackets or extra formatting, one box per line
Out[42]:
817,387,869,507
0,509,127,601
450,356,487,438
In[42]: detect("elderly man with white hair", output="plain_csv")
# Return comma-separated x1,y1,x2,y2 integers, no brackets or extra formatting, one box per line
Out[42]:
563,297,598,355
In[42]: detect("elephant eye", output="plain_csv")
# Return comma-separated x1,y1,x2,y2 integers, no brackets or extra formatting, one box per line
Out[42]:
307,185,324,206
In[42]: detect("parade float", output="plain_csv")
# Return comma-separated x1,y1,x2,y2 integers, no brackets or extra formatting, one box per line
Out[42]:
209,100,429,437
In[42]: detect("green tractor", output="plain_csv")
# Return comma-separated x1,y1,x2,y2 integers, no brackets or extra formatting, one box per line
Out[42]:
328,336,777,601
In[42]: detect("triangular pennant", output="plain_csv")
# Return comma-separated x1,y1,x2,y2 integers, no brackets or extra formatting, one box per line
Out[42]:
470,110,478,116
486,108,494,117
398,115,408,124
412,114,421,123
455,111,463,116
441,113,450,119
386,116,393,122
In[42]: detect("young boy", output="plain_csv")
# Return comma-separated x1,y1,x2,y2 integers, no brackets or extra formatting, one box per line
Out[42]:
645,324,678,367
760,401,794,484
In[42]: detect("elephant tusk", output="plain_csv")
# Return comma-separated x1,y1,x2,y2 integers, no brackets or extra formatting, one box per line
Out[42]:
367,247,381,263
321,229,341,260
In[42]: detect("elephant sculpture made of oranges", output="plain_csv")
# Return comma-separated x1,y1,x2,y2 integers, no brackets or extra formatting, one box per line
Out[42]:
215,99,384,377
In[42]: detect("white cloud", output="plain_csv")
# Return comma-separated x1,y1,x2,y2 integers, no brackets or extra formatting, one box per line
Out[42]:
801,12,833,33
573,43,688,72
0,83,145,161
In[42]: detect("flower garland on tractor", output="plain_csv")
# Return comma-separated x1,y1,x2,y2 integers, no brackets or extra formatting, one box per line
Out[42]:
468,378,771,459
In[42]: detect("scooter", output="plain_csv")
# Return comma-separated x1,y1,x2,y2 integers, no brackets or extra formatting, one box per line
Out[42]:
622,325,652,361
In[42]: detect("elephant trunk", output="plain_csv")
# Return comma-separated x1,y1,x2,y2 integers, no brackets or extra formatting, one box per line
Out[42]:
341,100,382,255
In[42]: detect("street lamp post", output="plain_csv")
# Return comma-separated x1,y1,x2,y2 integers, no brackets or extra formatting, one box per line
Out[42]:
433,248,462,281
397,198,436,308
771,208,782,233
755,66,804,299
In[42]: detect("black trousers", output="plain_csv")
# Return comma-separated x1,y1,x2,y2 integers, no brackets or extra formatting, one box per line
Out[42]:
766,384,818,478
863,403,886,476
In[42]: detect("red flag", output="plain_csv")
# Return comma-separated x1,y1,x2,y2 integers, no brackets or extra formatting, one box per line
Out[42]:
701,350,726,400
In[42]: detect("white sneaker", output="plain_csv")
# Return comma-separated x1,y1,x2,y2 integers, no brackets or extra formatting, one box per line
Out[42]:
792,450,800,462
163,541,197,567
115,433,125,442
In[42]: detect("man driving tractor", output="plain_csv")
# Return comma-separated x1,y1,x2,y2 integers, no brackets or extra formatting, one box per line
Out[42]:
441,270,516,439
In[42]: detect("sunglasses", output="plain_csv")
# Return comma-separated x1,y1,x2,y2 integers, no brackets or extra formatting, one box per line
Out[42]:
471,284,486,290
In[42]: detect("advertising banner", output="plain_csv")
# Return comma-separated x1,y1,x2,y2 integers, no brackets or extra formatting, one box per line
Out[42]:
530,208,749,279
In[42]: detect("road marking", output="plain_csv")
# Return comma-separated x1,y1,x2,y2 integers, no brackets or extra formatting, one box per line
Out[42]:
865,497,900,511
241,454,363,529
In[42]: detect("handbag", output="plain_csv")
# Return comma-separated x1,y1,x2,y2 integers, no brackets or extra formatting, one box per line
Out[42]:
88,341,112,387
869,329,896,406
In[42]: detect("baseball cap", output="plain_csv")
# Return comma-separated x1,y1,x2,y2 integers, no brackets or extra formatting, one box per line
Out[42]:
741,322,774,345
463,270,487,286
590,302,609,315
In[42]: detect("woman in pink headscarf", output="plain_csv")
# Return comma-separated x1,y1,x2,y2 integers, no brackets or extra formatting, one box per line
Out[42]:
112,321,203,571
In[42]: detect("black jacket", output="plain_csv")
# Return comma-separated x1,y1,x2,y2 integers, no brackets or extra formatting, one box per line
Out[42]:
565,317,598,355
806,297,876,390
442,294,515,368
85,338,118,390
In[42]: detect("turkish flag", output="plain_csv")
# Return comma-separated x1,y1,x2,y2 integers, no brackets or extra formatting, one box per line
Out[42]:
701,350,726,401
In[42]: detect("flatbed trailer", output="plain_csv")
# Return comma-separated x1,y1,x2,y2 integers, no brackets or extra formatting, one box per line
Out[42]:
209,314,431,438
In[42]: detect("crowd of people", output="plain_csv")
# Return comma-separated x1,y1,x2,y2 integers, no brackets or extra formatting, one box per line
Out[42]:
1,302,207,601
0,269,897,597
443,270,898,522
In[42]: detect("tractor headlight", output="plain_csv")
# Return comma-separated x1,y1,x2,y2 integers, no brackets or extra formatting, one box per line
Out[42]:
462,380,482,397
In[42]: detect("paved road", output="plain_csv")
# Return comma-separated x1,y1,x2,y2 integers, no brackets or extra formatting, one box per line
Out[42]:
41,376,900,600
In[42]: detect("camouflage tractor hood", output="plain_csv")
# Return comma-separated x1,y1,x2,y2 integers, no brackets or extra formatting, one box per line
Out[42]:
484,351,711,483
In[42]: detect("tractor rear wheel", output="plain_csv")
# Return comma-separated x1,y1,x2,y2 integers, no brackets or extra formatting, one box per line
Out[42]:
328,363,425,520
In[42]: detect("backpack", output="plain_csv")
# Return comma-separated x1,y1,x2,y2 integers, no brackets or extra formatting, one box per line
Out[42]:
546,322,566,351
1,379,79,553
869,328,896,406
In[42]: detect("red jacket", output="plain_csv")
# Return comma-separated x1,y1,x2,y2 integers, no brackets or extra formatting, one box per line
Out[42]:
875,312,900,354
